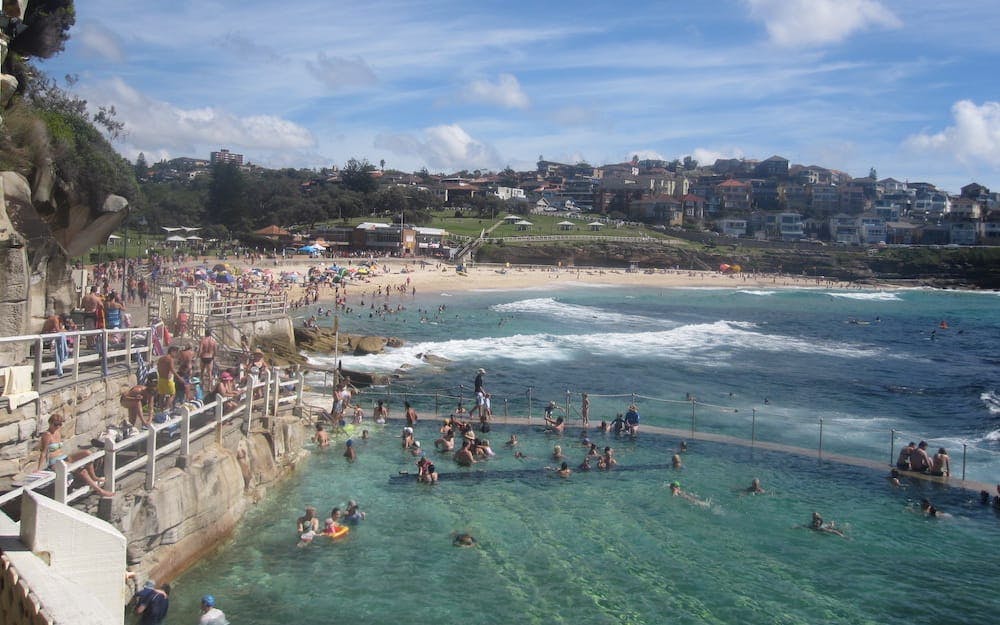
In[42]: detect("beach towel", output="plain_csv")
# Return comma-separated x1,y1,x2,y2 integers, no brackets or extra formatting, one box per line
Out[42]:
1,365,39,409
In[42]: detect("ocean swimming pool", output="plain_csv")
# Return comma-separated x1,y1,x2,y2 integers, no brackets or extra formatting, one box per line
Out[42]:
169,421,1000,624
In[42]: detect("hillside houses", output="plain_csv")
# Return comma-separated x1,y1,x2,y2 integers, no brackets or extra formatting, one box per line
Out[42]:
149,148,1000,247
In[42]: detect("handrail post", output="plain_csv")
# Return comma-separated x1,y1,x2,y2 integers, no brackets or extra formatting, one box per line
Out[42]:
73,333,82,383
33,338,43,392
145,426,158,490
178,405,191,468
889,429,896,466
272,369,281,416
818,418,824,462
53,459,68,503
104,439,118,494
262,371,272,414
296,372,304,407
566,389,572,418
215,399,224,444
244,377,255,436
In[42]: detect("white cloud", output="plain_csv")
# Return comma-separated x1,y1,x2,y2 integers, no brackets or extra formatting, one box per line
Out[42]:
306,52,378,90
691,147,746,165
77,77,315,156
629,150,667,161
375,124,501,171
463,74,529,109
75,21,125,62
745,0,901,47
905,100,1000,167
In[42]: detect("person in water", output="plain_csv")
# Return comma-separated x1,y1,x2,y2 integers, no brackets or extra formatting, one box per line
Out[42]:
672,454,683,470
545,461,572,478
453,532,477,547
669,481,709,507
343,439,356,461
808,512,845,537
314,423,330,448
745,478,764,494
344,500,366,523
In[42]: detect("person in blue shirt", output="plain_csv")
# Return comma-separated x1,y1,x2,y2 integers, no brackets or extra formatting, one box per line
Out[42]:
135,582,170,625
624,404,640,435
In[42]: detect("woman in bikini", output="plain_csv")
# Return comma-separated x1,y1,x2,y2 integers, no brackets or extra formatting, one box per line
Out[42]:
37,414,114,497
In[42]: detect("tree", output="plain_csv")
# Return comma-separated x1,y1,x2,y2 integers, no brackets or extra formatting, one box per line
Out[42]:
683,156,699,171
340,158,377,194
134,152,148,180
207,162,249,231
869,167,877,180
7,0,75,59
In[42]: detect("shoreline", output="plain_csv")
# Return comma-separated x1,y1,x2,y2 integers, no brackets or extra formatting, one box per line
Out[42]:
220,258,878,300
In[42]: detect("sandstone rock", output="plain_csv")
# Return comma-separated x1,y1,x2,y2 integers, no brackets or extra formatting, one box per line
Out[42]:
386,337,404,348
353,336,387,355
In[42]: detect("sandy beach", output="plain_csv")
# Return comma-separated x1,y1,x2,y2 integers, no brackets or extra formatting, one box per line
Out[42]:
230,257,866,300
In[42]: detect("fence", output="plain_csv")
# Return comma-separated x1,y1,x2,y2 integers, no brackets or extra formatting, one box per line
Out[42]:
312,379,1000,485
0,326,153,407
0,370,304,512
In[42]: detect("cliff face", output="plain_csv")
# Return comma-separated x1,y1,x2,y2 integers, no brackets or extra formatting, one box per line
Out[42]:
1,1,131,343
476,240,1000,289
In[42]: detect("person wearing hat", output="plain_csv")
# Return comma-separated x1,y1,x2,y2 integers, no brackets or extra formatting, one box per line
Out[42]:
345,500,366,523
214,371,240,412
344,438,356,461
247,348,269,399
198,594,228,624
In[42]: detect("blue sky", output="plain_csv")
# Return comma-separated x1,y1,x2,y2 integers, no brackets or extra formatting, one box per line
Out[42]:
39,0,1000,192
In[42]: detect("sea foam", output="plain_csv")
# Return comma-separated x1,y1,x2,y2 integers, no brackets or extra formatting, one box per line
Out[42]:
827,292,902,302
316,319,884,373
491,297,668,327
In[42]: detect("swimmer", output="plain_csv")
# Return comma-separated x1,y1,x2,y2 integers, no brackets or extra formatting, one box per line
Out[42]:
668,481,709,507
314,423,330,448
744,478,764,494
514,450,529,461
344,500,366,523
435,430,456,452
598,420,609,433
552,445,564,461
454,440,476,466
887,469,902,487
578,457,592,471
597,446,617,470
410,441,423,456
545,461,572,478
679,441,688,453
672,454,683,470
417,456,438,483
343,439,356,461
807,512,845,537
505,434,518,447
297,506,320,534
918,498,946,517
452,532,477,547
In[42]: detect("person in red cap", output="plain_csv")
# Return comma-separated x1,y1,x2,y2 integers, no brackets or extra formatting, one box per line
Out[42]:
214,371,240,412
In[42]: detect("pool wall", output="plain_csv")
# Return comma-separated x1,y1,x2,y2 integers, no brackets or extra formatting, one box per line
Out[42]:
119,415,311,584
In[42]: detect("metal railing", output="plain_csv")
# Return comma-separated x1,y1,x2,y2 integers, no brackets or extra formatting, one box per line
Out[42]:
0,370,305,510
0,326,153,397
304,379,1000,485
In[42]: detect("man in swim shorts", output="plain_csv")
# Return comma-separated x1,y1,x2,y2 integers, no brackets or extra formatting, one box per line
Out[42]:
156,346,178,409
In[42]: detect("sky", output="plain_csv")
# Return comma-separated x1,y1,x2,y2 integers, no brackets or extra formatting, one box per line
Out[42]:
37,0,1000,193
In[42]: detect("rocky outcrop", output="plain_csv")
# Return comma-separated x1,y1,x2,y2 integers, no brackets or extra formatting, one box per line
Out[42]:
353,335,387,355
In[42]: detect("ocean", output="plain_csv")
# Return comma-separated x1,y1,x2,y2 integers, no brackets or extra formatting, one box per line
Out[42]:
168,285,1000,624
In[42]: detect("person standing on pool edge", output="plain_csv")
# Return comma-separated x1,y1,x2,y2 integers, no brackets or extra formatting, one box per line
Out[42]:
473,367,487,418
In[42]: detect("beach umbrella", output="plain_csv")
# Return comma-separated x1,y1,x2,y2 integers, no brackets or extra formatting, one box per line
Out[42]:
212,263,228,272
215,272,235,283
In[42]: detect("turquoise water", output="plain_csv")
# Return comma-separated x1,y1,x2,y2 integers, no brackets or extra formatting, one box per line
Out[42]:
168,286,1000,624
